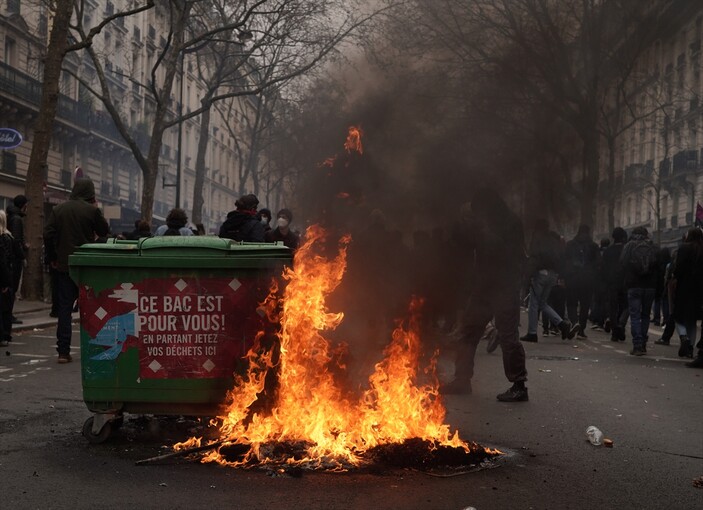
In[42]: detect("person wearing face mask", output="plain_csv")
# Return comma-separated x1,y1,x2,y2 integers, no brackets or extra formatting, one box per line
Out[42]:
265,208,299,251
258,208,272,233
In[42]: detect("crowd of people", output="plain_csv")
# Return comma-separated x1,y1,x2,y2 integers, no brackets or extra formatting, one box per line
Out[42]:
1,179,300,361
519,220,703,367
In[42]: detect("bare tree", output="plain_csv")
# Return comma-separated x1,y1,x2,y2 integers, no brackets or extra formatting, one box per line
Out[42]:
22,0,154,300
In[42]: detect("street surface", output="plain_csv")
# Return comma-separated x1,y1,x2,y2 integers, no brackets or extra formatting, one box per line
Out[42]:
1,316,701,510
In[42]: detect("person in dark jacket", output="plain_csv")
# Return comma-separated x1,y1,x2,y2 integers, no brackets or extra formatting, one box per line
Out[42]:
602,227,629,342
670,228,703,363
44,178,110,363
520,218,577,342
619,226,658,356
219,194,265,242
265,208,300,251
155,208,193,236
0,210,14,346
6,194,28,323
443,188,529,402
563,224,600,338
652,247,672,326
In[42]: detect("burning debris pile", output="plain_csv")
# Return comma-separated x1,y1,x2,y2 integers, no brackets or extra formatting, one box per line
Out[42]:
172,224,499,472
170,128,500,473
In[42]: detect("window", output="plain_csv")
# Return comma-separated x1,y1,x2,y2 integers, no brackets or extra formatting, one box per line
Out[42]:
4,36,17,67
1,151,17,174
7,0,20,15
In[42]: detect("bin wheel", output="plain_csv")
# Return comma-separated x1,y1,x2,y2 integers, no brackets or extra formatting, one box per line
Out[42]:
82,416,113,444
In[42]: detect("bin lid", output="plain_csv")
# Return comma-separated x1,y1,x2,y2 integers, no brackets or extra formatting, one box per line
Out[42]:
69,236,292,269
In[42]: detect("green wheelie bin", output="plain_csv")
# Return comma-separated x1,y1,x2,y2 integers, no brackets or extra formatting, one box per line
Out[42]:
68,236,292,443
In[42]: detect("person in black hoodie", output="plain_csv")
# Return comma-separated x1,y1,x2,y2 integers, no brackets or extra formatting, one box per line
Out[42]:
6,194,28,324
602,227,629,342
219,194,265,242
564,224,600,339
619,226,658,356
443,187,529,402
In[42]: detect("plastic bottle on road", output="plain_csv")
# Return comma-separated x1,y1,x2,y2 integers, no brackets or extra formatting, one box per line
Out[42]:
586,426,603,446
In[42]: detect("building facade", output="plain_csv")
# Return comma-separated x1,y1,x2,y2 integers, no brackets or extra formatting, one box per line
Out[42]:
595,0,703,246
0,0,273,234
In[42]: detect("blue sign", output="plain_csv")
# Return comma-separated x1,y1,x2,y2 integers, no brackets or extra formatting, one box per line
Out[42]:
0,128,23,149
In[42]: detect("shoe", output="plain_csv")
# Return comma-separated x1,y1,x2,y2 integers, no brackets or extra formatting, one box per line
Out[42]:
630,347,646,356
686,356,703,368
603,319,611,333
542,329,552,337
49,311,58,318
441,379,472,395
590,324,603,331
610,335,620,342
497,384,529,402
558,321,578,340
57,354,73,364
520,333,538,343
11,317,23,324
654,338,670,345
0,340,8,347
577,331,588,339
678,338,694,358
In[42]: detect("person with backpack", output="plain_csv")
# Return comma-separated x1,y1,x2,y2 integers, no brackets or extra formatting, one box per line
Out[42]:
619,226,658,356
563,225,600,339
602,227,629,342
219,194,265,242
520,218,578,342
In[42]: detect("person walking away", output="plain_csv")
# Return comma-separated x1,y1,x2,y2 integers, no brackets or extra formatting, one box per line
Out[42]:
520,218,577,342
442,188,529,402
589,237,611,330
44,178,110,363
0,211,15,346
619,226,658,356
219,194,265,242
602,227,629,342
652,247,671,326
154,208,193,236
265,209,300,251
670,228,703,361
564,225,600,338
6,194,29,324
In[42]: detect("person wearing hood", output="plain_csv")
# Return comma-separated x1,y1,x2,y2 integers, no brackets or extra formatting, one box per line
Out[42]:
44,178,110,364
442,187,529,403
219,194,265,242
563,224,600,339
619,226,658,356
265,208,299,251
258,208,272,233
6,194,28,323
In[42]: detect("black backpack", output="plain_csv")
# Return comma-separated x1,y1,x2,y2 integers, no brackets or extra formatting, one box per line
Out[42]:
628,240,656,275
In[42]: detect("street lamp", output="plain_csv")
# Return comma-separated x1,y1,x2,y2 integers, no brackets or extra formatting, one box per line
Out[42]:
175,51,185,209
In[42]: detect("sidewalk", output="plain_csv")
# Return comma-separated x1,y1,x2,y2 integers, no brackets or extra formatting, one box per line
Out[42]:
11,298,77,333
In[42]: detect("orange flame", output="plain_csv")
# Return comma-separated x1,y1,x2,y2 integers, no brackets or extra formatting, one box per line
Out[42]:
177,225,480,469
343,126,363,155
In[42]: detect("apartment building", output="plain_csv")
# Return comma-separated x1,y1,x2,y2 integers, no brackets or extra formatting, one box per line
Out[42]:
0,0,268,234
595,0,703,245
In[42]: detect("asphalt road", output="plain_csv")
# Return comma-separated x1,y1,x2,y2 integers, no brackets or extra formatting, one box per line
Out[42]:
1,319,701,510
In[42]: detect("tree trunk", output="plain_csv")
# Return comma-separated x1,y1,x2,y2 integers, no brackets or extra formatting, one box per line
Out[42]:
606,135,616,234
22,0,73,300
192,106,211,225
580,131,600,228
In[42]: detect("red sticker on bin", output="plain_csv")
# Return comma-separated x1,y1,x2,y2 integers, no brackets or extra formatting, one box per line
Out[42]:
79,277,269,379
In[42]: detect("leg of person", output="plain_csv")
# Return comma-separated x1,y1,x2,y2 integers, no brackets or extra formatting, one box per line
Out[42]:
652,297,661,326
0,290,11,346
656,315,674,344
640,288,655,352
494,288,528,402
577,283,592,338
55,271,78,363
566,283,578,328
522,277,541,341
628,288,646,355
443,297,492,394
616,290,629,341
